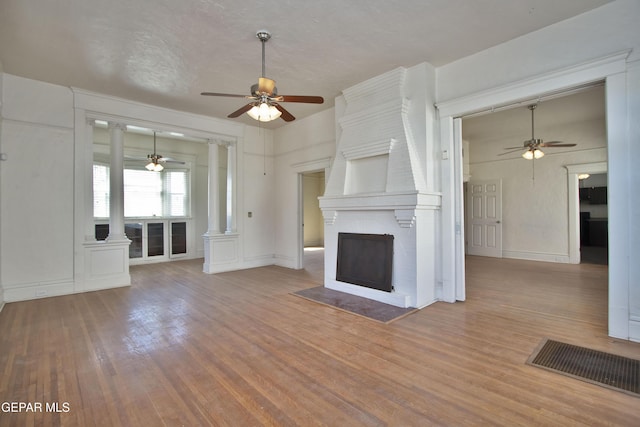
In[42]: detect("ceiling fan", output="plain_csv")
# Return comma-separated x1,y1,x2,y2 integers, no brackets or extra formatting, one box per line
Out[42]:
201,30,324,123
126,131,185,172
500,104,576,159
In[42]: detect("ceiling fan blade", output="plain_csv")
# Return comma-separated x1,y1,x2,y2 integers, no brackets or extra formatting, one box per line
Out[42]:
201,92,249,98
498,148,525,156
277,95,324,104
228,103,255,118
162,158,186,165
258,77,276,95
540,141,576,147
503,146,526,150
274,103,295,122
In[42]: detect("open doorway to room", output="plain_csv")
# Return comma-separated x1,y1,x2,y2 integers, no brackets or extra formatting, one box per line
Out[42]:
461,84,606,265
301,171,325,273
454,83,611,339
579,173,608,265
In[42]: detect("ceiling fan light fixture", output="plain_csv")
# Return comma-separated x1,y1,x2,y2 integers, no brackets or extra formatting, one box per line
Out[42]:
247,102,282,122
522,148,544,160
146,160,164,172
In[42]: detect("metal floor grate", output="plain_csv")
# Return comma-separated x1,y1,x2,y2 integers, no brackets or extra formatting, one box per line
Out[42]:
527,339,640,397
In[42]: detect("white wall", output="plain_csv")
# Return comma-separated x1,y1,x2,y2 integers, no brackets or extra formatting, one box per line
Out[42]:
627,60,640,337
464,115,607,262
437,0,640,102
240,126,276,266
273,108,335,268
0,75,76,300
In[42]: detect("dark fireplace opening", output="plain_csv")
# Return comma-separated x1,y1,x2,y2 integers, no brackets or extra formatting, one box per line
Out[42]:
336,232,393,292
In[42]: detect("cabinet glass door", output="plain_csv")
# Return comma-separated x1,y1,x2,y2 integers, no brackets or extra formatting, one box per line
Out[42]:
147,222,165,257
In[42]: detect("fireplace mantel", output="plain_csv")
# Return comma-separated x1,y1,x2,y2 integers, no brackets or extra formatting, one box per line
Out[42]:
319,191,441,228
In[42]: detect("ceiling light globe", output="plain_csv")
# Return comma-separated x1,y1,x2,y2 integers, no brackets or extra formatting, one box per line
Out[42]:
246,103,282,122
522,150,534,160
533,149,545,159
146,162,156,171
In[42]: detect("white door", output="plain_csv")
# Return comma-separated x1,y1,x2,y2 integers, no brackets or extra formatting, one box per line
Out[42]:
467,179,502,257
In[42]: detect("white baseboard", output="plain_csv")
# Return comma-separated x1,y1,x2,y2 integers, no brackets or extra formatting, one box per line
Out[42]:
242,254,276,269
3,280,75,302
502,250,571,264
2,276,131,303
274,254,297,269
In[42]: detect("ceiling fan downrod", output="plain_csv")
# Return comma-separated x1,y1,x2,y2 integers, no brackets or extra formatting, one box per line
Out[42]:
528,104,542,145
256,30,271,78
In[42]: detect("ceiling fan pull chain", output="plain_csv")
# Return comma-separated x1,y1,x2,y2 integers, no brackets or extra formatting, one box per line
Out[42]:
532,157,536,183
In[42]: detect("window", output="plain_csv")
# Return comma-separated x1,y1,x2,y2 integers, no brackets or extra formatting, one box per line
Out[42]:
93,164,110,218
93,164,190,218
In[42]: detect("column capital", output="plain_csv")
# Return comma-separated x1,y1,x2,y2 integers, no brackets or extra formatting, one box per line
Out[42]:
108,122,127,132
209,138,236,147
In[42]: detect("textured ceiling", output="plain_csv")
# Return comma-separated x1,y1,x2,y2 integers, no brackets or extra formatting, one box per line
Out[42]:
0,0,613,128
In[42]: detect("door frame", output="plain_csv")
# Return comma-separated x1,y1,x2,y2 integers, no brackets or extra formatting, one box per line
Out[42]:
292,158,332,269
436,51,630,339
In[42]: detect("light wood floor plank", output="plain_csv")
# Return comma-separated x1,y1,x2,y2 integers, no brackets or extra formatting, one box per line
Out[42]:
1,251,639,426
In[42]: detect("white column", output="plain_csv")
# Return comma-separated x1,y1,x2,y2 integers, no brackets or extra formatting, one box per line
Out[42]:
204,140,220,235
225,143,237,234
84,118,96,241
106,122,128,242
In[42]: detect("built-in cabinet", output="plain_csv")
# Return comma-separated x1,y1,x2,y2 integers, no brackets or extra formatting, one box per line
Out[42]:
95,219,189,263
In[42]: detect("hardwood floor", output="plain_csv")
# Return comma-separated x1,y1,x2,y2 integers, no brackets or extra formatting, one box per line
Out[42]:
1,251,639,426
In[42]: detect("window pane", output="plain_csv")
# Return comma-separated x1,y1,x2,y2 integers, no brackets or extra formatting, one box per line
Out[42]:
94,165,189,219
124,170,162,217
93,165,110,218
166,170,188,217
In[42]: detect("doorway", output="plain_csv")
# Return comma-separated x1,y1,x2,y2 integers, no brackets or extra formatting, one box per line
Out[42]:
579,173,608,265
438,52,629,338
461,85,606,264
301,171,325,271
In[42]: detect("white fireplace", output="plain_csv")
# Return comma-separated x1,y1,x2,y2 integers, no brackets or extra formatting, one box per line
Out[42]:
319,64,441,308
